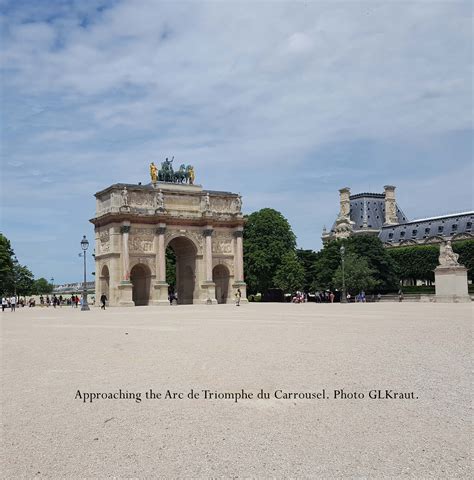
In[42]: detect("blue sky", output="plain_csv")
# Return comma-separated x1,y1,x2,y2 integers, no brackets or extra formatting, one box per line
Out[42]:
1,0,472,283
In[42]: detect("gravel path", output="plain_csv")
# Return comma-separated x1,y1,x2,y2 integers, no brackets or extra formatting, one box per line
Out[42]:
1,303,472,479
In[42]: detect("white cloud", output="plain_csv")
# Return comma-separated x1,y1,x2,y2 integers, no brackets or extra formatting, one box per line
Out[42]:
0,0,472,281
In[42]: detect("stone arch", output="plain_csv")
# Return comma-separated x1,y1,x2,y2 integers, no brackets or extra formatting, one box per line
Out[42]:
213,264,231,304
167,236,198,304
130,263,152,306
99,265,110,301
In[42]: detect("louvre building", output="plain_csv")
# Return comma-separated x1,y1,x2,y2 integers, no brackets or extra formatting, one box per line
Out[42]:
322,186,473,247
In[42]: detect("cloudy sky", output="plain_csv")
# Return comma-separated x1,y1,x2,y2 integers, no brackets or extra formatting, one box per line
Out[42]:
1,0,472,283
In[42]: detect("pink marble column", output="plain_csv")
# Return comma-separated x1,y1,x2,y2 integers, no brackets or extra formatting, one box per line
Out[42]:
120,224,131,281
156,223,167,282
234,229,244,282
204,227,213,281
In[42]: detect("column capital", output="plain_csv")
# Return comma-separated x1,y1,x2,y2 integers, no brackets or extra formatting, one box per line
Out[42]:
156,223,167,235
120,225,131,234
203,228,214,237
233,230,244,238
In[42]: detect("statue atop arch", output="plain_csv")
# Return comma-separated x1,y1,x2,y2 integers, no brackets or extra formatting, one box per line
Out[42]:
151,157,196,184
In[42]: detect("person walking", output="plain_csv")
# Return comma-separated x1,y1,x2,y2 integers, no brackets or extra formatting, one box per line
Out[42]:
100,293,107,310
1,296,7,312
235,288,242,306
10,295,16,312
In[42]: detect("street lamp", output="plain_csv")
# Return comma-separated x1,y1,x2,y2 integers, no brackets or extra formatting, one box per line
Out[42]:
80,235,90,311
340,245,347,303
50,277,54,294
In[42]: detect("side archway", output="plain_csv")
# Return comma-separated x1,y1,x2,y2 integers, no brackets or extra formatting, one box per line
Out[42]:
99,265,110,301
213,264,231,304
130,263,152,306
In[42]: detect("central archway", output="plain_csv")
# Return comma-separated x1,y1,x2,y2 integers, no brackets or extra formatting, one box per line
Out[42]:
167,236,197,304
130,263,151,306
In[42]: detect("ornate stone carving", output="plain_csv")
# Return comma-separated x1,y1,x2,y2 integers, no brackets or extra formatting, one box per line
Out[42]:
129,228,154,253
99,231,110,253
212,233,233,254
438,240,460,267
120,225,131,234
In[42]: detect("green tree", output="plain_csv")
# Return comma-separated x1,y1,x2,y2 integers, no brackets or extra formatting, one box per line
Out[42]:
243,208,296,294
348,236,398,290
332,253,379,294
13,262,35,296
453,240,474,281
273,252,305,293
387,245,439,284
296,249,318,292
312,240,344,290
313,236,397,292
33,278,53,295
165,246,176,288
0,233,15,294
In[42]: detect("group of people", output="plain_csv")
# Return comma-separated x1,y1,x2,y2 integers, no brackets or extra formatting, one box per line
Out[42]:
2,296,18,311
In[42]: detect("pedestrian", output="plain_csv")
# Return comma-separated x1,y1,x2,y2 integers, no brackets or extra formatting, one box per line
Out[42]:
329,292,335,303
377,293,382,302
398,289,404,302
40,295,44,306
10,295,16,312
100,293,107,310
45,296,50,307
235,288,242,306
1,296,7,312
346,293,351,302
59,295,63,307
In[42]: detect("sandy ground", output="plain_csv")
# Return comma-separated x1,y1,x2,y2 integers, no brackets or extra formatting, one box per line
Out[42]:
1,302,472,479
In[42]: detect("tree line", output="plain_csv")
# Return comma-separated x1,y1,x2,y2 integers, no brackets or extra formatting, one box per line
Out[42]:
0,234,53,296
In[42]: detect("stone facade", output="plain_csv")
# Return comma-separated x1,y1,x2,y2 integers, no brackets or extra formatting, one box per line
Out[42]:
322,185,473,248
90,182,247,306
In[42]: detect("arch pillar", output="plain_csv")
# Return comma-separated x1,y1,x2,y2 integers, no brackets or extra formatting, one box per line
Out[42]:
118,222,134,306
201,227,217,304
151,223,170,306
232,228,248,303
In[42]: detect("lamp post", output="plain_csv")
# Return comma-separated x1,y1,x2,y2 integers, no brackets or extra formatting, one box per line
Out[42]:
50,277,54,295
80,235,90,311
340,245,347,303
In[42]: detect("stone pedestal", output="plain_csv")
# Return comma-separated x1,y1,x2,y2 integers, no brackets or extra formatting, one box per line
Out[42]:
232,281,249,303
151,281,170,306
118,282,135,306
435,266,471,303
201,281,218,304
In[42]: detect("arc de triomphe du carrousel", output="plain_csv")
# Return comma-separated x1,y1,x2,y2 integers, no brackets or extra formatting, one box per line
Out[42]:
90,160,247,306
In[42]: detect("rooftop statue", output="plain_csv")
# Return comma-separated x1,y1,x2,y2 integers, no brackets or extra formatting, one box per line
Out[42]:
154,157,195,184
150,162,158,183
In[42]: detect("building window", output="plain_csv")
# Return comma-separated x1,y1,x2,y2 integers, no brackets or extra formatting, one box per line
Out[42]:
388,233,393,239
452,224,458,231
412,229,417,236
467,222,472,231
425,227,430,234
400,231,405,237
438,226,444,233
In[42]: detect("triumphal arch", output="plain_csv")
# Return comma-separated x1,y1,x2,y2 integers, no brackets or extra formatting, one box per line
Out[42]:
90,161,247,306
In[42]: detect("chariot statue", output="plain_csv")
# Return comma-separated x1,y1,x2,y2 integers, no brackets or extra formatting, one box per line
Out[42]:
153,157,196,184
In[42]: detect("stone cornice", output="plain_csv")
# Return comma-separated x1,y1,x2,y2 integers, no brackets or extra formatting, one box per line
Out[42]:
90,212,246,229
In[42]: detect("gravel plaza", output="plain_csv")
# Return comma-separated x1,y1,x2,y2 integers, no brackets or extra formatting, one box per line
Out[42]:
1,302,472,479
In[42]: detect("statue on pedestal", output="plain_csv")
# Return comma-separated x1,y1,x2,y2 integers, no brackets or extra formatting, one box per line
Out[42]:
155,189,165,211
121,186,129,206
150,162,158,183
438,240,460,267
